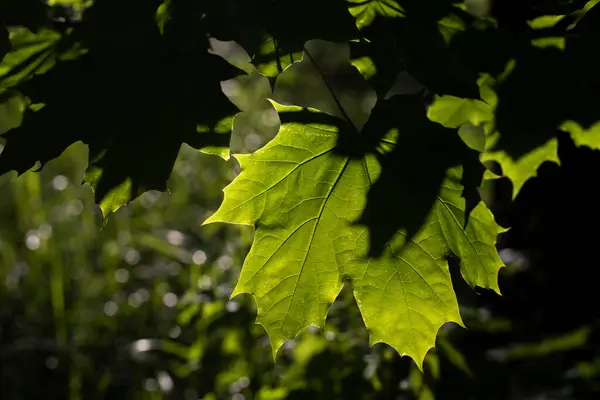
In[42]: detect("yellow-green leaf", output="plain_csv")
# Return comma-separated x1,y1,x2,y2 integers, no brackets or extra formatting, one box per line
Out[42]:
205,103,505,369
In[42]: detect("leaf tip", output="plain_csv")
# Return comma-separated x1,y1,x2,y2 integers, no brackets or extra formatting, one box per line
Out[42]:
412,358,426,373
453,315,467,330
255,316,286,363
510,185,521,201
266,99,299,113
402,346,437,373
270,340,285,363
409,350,428,373
199,146,231,161
490,272,504,296
201,215,218,226
229,284,245,301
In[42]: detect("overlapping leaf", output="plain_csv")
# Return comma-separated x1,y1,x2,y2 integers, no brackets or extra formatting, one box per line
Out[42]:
347,0,479,100
210,39,280,156
202,0,358,79
361,94,488,255
272,40,376,131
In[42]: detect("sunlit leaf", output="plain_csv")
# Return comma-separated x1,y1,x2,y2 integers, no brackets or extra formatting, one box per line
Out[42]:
205,102,504,368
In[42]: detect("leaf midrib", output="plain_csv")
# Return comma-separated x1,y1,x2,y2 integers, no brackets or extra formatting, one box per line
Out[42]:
279,158,351,331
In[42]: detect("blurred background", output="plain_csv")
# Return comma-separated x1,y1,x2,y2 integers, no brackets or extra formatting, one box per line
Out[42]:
2,1,600,399
2,115,599,400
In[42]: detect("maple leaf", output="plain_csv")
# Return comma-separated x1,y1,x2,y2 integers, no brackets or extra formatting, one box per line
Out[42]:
253,37,303,79
272,40,376,132
426,95,492,130
348,0,405,30
205,101,505,368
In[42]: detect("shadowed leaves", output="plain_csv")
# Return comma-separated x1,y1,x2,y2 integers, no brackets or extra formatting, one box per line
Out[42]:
273,40,376,132
348,0,480,99
483,2,600,196
0,0,243,217
204,0,358,79
1,0,49,58
0,27,83,92
356,94,486,257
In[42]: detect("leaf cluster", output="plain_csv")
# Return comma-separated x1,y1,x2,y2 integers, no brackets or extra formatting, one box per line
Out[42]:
2,0,600,367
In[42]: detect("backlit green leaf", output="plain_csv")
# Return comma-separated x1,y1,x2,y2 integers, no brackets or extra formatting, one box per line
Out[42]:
561,121,600,150
427,96,492,129
482,136,560,199
205,102,505,368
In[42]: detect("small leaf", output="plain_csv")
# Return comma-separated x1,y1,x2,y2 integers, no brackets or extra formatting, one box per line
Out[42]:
482,136,559,199
272,40,376,131
0,92,26,134
458,124,486,153
253,37,303,78
427,95,492,129
561,121,600,150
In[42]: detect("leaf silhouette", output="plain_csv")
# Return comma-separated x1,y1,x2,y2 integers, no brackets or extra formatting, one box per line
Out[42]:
0,0,243,217
205,0,358,79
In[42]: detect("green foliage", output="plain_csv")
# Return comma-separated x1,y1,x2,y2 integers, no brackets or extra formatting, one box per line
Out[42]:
2,0,600,370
